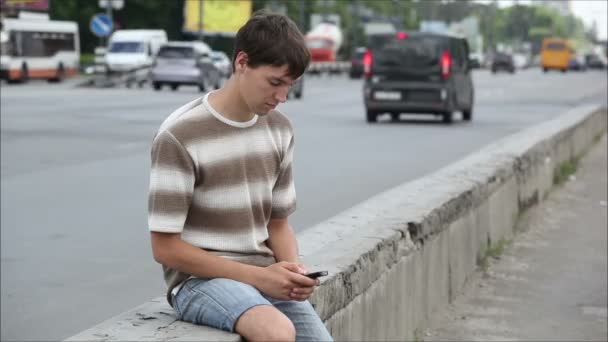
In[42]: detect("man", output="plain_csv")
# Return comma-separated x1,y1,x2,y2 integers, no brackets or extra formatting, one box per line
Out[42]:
148,11,333,342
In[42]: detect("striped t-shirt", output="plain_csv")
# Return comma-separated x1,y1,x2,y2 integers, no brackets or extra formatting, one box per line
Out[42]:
148,92,296,302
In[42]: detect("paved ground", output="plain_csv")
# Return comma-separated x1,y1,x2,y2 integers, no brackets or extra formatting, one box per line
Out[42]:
425,134,608,341
1,69,607,341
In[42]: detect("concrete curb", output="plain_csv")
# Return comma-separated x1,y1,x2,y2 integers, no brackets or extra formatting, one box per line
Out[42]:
66,105,607,341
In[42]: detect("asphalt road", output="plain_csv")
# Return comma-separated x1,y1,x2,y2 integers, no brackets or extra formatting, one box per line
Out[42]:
1,68,607,341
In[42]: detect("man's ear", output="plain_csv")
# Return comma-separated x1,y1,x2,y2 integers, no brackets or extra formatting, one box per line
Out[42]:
234,51,248,73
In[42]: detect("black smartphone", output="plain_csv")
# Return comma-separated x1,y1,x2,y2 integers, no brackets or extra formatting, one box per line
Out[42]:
304,271,328,279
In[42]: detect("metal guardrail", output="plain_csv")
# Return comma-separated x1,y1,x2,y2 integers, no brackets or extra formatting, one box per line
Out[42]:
88,46,151,88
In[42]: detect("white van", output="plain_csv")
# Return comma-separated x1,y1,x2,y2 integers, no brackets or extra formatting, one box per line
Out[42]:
104,29,167,73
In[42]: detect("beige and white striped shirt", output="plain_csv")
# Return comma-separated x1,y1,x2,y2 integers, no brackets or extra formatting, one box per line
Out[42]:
148,92,296,302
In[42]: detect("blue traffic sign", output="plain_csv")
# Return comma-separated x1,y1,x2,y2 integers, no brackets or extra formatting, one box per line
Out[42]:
90,14,113,37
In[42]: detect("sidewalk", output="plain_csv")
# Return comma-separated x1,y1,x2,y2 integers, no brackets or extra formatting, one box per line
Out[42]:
425,134,608,342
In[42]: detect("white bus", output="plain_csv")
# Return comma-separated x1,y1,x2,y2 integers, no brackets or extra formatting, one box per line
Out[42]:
1,12,79,83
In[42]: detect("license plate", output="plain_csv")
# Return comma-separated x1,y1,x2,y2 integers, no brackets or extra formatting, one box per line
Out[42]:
374,91,401,101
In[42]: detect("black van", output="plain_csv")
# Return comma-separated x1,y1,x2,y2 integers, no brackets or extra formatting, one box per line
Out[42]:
363,32,474,124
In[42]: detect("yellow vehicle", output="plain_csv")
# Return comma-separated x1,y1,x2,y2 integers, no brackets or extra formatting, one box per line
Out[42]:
541,38,571,73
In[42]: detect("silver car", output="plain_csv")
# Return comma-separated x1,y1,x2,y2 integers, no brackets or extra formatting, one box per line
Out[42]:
150,41,222,92
210,50,232,77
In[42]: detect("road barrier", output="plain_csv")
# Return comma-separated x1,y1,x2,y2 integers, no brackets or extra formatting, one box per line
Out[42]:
67,105,607,341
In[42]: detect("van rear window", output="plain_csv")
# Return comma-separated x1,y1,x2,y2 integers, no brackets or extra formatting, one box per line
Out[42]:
373,36,440,67
157,46,194,58
546,42,566,51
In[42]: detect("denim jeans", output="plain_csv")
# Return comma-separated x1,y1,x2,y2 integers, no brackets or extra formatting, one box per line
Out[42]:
173,277,333,342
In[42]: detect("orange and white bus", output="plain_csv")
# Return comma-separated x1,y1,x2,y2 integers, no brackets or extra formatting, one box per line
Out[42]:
1,13,79,83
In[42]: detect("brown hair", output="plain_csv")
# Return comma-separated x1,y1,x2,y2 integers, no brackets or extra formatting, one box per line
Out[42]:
232,10,310,79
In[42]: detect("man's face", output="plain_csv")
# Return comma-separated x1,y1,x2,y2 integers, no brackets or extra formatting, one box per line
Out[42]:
235,54,297,115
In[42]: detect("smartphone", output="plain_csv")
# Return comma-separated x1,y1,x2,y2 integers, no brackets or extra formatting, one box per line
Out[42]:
304,271,328,279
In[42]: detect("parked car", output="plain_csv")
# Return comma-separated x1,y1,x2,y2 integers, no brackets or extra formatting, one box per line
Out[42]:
568,52,587,71
512,53,529,69
349,47,366,78
363,31,474,124
468,52,483,69
585,53,607,69
491,52,515,73
210,50,231,77
150,41,221,92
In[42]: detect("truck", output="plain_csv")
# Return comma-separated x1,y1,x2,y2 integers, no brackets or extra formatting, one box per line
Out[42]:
104,29,167,73
305,21,349,74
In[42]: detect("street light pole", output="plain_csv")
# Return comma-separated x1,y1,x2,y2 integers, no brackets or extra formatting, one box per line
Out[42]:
105,1,112,46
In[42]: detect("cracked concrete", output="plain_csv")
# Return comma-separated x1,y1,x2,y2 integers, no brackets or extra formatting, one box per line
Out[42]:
425,134,607,342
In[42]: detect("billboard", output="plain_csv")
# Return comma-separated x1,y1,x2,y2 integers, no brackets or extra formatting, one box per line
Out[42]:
0,0,49,11
184,0,252,36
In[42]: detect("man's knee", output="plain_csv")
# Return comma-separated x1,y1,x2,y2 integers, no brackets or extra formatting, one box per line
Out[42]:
264,321,296,342
235,305,296,342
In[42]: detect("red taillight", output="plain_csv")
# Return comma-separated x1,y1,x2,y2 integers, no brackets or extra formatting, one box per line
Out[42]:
363,50,373,79
396,31,407,40
441,50,452,79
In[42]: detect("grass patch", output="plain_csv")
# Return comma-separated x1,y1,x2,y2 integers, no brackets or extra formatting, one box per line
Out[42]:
553,158,578,185
593,133,603,144
480,238,512,273
414,328,423,342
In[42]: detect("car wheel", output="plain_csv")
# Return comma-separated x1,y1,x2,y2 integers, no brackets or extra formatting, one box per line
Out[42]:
442,111,453,124
491,68,496,74
543,67,548,73
49,63,65,83
366,110,377,123
463,108,473,121
20,64,29,83
391,113,400,121
561,69,567,73
153,82,162,91
171,84,179,91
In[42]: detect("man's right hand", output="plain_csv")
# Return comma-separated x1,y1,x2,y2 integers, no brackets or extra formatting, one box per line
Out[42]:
254,261,317,300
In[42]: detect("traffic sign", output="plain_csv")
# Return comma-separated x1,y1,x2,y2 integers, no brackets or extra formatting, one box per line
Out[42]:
99,0,124,10
90,13,113,37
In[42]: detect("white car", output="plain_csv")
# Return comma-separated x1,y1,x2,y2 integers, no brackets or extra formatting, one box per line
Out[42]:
210,51,231,77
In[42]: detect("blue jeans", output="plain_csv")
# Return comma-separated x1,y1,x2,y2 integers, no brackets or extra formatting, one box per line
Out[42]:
173,278,333,342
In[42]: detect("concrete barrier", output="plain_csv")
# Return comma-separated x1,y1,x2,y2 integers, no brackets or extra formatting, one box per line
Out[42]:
67,105,607,341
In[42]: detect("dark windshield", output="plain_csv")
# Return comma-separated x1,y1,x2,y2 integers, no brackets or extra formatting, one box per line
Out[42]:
374,35,440,67
109,41,144,53
546,42,566,51
494,52,512,62
157,46,194,59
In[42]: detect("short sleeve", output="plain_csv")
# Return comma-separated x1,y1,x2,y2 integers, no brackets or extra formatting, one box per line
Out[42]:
271,136,296,218
148,130,195,233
